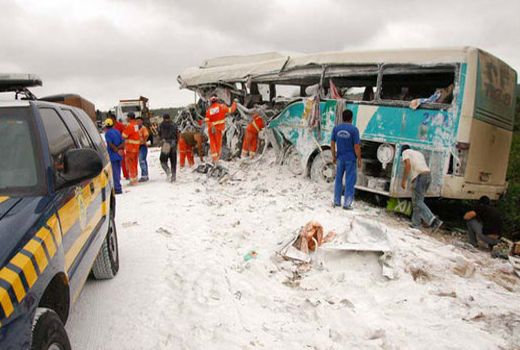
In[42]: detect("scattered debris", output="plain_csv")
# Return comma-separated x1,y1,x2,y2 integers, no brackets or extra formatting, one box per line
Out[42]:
122,221,139,228
243,250,258,262
293,221,336,255
408,264,432,282
431,290,457,298
453,257,476,278
156,227,173,237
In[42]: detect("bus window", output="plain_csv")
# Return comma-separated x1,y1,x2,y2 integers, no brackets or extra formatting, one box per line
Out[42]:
343,86,375,101
275,85,300,99
381,66,456,106
325,69,378,102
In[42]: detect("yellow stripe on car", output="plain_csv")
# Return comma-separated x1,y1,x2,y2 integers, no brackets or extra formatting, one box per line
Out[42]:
65,206,103,270
23,240,48,274
0,287,14,318
10,254,38,289
36,227,57,258
0,268,26,303
47,214,62,245
0,196,9,204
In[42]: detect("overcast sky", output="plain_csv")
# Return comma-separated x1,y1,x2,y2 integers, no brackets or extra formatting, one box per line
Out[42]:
1,0,520,110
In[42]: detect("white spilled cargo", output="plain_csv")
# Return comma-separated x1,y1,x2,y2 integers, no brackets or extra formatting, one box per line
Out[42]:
278,217,396,279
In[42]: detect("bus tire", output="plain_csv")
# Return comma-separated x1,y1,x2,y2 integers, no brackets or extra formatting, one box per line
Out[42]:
92,216,119,280
31,308,71,350
310,150,335,185
284,146,304,175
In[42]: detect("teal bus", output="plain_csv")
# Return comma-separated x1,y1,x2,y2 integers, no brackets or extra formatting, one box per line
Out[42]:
178,48,517,200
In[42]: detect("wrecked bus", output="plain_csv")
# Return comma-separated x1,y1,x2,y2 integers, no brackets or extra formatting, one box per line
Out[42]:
178,47,517,200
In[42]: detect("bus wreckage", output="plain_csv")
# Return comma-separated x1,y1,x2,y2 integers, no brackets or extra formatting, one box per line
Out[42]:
177,47,517,201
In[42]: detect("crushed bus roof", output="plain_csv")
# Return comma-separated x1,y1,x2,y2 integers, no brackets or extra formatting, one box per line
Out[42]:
177,47,495,88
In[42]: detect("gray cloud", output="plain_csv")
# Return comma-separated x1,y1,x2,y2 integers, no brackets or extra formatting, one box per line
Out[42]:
1,0,519,109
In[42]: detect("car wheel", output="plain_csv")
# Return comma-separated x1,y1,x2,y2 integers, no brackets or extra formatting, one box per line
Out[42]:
310,150,335,185
31,308,71,350
92,216,119,279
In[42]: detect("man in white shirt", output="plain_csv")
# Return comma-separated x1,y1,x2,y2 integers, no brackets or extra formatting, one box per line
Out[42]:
401,145,442,231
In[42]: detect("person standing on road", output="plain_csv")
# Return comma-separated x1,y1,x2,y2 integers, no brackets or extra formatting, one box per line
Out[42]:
136,116,150,182
400,145,443,230
104,118,124,194
121,112,140,186
205,95,236,163
109,112,129,180
179,130,205,168
159,113,179,182
463,196,502,250
331,109,361,209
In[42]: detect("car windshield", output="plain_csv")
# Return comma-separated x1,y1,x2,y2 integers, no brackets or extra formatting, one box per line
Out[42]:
0,107,43,196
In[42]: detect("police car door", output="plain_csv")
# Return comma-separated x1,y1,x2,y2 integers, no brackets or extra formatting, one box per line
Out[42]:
39,107,85,284
58,108,105,282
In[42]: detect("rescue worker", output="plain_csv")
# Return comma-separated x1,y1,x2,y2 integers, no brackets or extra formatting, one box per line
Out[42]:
109,112,129,180
400,145,443,230
121,112,140,185
136,116,150,182
205,95,236,163
159,113,179,182
179,130,205,168
104,118,124,194
241,113,265,158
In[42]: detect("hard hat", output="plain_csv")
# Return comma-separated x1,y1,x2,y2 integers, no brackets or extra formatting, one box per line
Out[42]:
104,118,114,127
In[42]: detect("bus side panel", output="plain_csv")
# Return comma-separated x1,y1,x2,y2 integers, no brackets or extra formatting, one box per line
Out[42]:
463,51,516,189
465,119,512,186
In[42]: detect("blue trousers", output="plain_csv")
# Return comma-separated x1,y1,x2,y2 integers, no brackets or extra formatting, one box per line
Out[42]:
411,172,435,226
111,160,122,193
139,146,149,178
334,159,357,208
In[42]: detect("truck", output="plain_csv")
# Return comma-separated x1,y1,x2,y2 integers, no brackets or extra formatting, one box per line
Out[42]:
39,93,97,124
115,96,150,121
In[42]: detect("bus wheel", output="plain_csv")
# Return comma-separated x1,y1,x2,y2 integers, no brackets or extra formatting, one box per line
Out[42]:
31,308,71,350
284,146,303,175
310,150,335,184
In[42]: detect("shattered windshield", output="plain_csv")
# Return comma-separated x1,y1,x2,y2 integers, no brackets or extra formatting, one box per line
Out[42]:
0,107,43,196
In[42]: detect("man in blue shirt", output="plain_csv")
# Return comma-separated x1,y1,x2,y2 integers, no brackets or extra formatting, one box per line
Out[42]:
331,109,361,209
104,118,124,194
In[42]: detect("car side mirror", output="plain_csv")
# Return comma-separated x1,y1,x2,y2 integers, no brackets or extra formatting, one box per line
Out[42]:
59,148,103,188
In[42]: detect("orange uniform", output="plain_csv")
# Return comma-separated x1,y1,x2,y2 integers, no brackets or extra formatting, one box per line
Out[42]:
242,114,265,158
122,121,140,184
178,137,194,168
205,101,236,161
139,126,149,146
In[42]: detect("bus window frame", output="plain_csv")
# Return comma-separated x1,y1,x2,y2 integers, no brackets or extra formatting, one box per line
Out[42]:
377,63,459,110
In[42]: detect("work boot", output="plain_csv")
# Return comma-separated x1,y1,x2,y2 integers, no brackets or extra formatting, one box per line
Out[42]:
170,173,176,182
431,218,443,233
138,177,149,183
